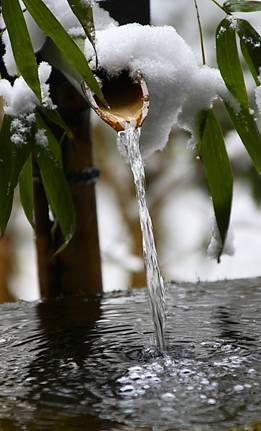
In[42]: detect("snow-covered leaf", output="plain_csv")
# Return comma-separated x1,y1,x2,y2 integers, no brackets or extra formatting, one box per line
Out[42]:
19,155,34,227
225,102,261,173
237,19,261,86
2,0,42,101
34,115,75,250
198,109,233,261
0,115,32,234
22,0,106,105
36,112,62,163
216,18,248,108
224,0,261,12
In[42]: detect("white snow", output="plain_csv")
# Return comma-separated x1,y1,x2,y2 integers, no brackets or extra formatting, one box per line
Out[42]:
38,62,56,110
256,84,261,116
1,1,116,76
10,114,35,146
0,62,54,117
0,62,54,147
1,1,226,157
1,10,46,77
35,128,48,148
88,23,226,157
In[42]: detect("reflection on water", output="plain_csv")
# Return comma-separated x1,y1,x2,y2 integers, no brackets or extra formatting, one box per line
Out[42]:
1,278,261,430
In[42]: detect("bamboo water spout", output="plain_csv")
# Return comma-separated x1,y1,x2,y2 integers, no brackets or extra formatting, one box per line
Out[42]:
83,71,149,131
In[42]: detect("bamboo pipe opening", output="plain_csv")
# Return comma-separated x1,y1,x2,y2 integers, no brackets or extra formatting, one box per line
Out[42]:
83,70,149,131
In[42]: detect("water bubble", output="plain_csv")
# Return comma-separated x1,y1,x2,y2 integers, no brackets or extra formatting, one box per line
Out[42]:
129,373,141,381
207,398,216,405
120,385,135,393
179,368,192,376
201,378,210,385
117,376,130,384
151,377,161,384
160,392,176,402
142,384,150,389
234,385,244,392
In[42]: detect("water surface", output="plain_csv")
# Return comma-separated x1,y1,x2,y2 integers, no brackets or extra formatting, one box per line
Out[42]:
1,278,261,430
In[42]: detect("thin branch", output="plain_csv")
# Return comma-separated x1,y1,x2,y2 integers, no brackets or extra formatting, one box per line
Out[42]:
194,0,206,65
209,0,231,13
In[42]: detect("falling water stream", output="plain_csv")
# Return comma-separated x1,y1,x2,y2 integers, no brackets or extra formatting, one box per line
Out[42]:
117,125,166,351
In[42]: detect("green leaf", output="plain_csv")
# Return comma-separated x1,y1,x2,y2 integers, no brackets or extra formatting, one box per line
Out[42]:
2,0,42,101
19,155,34,227
0,115,32,233
237,19,261,86
198,110,233,260
66,0,98,64
39,107,72,138
0,116,14,234
35,112,62,163
224,0,261,12
23,0,106,104
34,116,75,248
216,18,248,108
225,102,261,172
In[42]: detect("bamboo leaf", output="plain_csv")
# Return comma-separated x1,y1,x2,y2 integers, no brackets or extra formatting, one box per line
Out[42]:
66,0,97,61
198,110,233,259
0,116,13,234
0,115,32,233
224,0,261,12
35,116,75,248
216,18,248,108
39,107,72,137
225,102,261,172
23,0,106,104
35,112,62,163
19,155,34,227
237,19,261,85
2,0,42,101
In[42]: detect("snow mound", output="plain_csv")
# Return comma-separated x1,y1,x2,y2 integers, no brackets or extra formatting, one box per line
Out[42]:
0,62,54,117
88,23,226,157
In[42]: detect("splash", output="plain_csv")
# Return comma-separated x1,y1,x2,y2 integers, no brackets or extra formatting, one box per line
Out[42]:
117,126,166,351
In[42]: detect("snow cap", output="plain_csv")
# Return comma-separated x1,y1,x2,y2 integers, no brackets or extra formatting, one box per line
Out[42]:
88,23,226,157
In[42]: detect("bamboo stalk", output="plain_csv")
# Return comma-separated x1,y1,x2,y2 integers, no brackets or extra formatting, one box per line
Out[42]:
31,57,102,297
0,96,4,128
